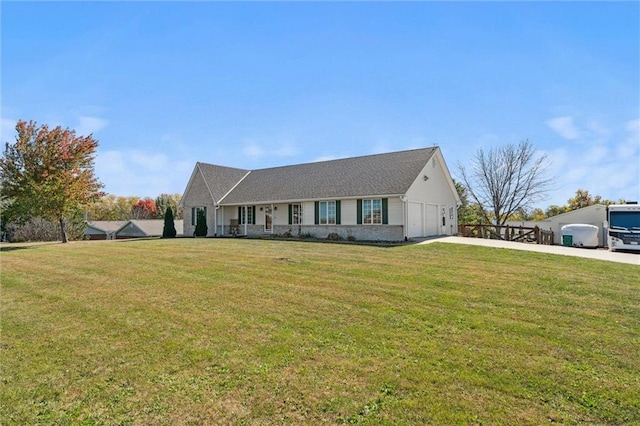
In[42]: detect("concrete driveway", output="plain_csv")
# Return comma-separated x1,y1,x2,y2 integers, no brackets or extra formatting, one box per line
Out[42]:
418,236,639,265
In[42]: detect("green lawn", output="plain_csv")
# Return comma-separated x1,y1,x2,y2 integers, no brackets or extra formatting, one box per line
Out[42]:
1,238,638,425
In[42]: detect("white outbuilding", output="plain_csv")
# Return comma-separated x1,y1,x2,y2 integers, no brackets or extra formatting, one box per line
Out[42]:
506,204,608,247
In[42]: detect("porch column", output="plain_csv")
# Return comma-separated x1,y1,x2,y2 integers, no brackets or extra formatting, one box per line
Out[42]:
219,206,224,236
212,206,217,237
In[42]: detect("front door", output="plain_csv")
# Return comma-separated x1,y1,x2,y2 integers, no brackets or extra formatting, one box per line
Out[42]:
264,206,273,233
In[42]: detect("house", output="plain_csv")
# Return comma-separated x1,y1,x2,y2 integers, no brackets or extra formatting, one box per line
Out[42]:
506,204,608,247
180,147,461,241
85,221,128,240
115,219,184,239
84,220,184,240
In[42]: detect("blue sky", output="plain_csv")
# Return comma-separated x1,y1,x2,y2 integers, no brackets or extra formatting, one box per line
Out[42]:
2,1,638,209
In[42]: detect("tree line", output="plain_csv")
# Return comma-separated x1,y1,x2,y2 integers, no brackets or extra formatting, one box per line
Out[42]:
457,185,625,225
3,193,184,243
86,193,184,221
1,119,627,243
455,139,626,226
1,120,184,243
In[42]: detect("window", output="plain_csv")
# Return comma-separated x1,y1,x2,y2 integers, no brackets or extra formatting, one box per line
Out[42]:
319,201,336,224
289,203,302,225
357,198,388,225
362,199,382,224
315,201,340,225
191,206,207,226
239,206,255,225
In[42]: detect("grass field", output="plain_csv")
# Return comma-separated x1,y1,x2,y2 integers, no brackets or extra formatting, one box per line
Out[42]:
1,238,639,425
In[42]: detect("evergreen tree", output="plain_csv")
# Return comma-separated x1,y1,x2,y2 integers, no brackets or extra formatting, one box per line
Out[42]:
162,206,177,238
194,209,208,237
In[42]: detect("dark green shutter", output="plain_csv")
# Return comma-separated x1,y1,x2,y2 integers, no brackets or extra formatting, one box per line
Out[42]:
314,202,320,225
238,206,242,224
335,200,341,225
357,199,363,224
288,204,293,225
382,198,388,224
252,206,256,224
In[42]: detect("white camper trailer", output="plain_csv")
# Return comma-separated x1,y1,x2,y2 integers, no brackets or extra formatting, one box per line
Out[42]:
561,224,599,248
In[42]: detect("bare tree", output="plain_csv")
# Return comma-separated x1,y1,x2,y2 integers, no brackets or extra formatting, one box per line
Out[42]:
457,140,552,226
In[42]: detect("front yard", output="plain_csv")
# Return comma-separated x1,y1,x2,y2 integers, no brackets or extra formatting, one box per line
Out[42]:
1,238,638,424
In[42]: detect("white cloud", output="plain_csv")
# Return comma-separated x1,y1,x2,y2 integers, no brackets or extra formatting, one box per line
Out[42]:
75,116,109,136
242,139,300,160
546,116,581,140
612,120,639,172
563,166,588,183
626,118,640,134
583,145,609,163
242,142,265,159
272,142,299,157
537,116,640,208
130,151,169,171
95,149,193,197
96,150,127,174
624,118,640,152
585,119,610,138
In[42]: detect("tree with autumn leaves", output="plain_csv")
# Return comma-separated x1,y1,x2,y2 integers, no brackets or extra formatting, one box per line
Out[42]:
84,194,183,222
1,120,104,243
131,197,157,219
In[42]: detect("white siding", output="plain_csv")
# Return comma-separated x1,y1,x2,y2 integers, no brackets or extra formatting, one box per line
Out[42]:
302,201,314,225
404,150,459,236
387,197,403,225
408,202,423,237
341,199,357,225
426,203,439,236
255,206,265,226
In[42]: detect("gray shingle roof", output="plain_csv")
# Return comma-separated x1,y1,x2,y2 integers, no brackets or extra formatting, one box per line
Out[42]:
217,147,438,204
86,221,128,233
197,162,249,201
117,220,184,237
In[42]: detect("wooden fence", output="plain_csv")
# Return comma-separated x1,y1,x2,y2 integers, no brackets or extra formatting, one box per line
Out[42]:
458,224,554,245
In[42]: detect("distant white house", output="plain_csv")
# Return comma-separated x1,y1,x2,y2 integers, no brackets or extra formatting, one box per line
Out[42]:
179,147,462,241
506,204,608,247
84,220,184,240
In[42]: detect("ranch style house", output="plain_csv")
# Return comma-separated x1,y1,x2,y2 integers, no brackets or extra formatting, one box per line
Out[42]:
180,146,461,241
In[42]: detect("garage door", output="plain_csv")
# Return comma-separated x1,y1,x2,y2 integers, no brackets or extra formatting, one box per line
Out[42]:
408,202,423,238
426,204,439,236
